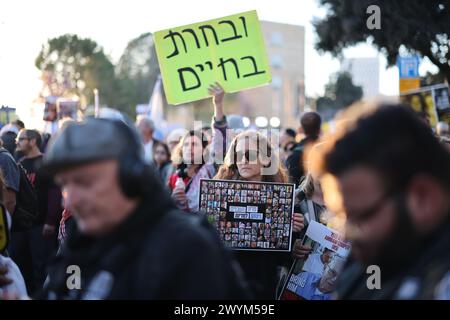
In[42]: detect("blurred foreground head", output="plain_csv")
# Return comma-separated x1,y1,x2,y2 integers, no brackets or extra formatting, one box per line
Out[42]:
43,118,159,237
314,102,450,268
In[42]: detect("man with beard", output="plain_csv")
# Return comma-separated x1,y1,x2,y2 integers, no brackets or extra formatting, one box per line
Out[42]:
10,129,62,294
318,104,450,299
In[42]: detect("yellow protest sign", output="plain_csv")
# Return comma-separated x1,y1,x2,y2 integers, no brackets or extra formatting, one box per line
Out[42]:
399,78,420,94
0,205,9,253
154,10,272,105
400,84,450,127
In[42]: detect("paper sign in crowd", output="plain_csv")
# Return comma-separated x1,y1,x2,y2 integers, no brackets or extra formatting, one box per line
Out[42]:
154,10,272,105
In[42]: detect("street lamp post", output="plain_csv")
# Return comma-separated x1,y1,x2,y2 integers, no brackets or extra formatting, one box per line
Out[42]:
94,89,99,117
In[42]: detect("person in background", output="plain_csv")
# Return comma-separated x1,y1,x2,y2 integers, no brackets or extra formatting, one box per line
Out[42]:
152,141,173,185
12,120,25,132
10,129,62,295
277,142,335,300
0,120,24,157
0,139,20,219
214,130,304,299
286,112,322,186
12,120,26,161
0,125,18,156
0,168,29,300
167,82,231,212
135,117,159,165
166,128,186,154
0,124,19,137
280,128,296,149
168,130,215,213
0,118,249,299
40,133,52,153
291,172,329,263
279,128,297,164
0,171,12,235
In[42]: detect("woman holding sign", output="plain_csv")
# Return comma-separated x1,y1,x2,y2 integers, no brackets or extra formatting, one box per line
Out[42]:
167,83,230,212
214,129,304,299
291,142,331,261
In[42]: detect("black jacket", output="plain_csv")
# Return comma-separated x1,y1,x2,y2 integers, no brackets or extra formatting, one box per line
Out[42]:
285,136,318,186
336,218,450,300
234,250,290,300
38,187,249,300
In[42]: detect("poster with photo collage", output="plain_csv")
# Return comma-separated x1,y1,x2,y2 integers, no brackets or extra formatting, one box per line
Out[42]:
199,179,295,252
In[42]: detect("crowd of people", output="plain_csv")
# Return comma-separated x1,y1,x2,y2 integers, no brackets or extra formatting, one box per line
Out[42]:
0,83,449,300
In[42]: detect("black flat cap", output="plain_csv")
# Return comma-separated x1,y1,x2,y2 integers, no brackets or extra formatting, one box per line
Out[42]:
43,118,144,174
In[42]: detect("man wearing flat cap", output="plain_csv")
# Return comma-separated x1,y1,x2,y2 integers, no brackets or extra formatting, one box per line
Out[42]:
1,118,249,300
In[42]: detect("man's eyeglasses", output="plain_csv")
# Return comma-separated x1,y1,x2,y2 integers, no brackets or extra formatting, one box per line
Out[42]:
345,191,398,226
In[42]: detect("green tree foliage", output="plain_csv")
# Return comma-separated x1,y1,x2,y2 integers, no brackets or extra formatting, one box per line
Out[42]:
35,34,117,108
421,71,447,87
115,33,160,117
316,72,363,119
314,0,450,82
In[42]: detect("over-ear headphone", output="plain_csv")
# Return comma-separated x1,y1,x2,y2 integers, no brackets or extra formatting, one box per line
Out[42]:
110,120,149,198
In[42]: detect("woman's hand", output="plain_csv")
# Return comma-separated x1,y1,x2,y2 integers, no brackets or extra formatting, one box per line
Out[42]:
172,186,188,207
292,213,305,233
208,82,225,121
0,264,13,287
0,256,28,300
292,240,312,260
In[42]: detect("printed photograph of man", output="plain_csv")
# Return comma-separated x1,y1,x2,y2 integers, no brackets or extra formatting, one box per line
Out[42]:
302,247,333,275
294,256,345,300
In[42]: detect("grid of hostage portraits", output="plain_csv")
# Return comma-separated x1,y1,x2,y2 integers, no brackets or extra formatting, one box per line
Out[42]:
199,179,295,252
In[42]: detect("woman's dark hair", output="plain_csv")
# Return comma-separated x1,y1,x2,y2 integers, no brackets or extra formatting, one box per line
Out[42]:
285,128,296,138
171,130,209,166
152,141,171,161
